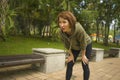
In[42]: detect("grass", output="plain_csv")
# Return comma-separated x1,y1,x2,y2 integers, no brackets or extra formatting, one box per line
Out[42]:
0,36,64,56
0,36,120,56
92,41,120,50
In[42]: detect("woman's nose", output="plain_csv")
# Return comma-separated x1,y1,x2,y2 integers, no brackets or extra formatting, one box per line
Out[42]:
61,23,64,27
59,23,63,27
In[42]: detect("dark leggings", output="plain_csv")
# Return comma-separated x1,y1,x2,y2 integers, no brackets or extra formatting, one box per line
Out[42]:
66,43,92,80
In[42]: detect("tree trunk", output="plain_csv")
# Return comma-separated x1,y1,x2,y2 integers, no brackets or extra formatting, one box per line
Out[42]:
95,19,99,43
104,21,109,46
0,0,8,41
0,26,6,41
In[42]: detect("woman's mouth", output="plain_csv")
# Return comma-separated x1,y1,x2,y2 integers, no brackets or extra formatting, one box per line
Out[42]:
61,27,65,31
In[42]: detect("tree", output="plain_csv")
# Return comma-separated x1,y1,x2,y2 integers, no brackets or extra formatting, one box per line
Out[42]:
84,0,120,45
0,0,8,41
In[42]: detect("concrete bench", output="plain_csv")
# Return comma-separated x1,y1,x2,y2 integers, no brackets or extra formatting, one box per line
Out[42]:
0,54,45,68
109,48,120,57
90,48,104,62
32,48,66,73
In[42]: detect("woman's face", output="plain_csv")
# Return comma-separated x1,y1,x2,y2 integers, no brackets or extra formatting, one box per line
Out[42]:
58,17,71,33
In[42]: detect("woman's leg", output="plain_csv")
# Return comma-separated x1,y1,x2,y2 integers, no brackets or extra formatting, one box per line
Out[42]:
66,50,80,80
81,43,92,80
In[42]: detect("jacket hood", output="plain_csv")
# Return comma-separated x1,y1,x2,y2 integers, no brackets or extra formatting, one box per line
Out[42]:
71,22,81,37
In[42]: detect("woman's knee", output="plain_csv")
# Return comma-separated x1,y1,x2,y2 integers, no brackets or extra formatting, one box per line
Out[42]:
67,61,74,67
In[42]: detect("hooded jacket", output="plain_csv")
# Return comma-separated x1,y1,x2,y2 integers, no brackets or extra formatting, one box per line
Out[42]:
59,22,92,50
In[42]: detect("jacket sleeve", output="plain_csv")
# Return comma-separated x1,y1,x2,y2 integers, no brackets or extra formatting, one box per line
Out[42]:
77,25,87,50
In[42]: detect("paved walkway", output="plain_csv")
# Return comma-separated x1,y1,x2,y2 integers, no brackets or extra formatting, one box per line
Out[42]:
0,58,120,80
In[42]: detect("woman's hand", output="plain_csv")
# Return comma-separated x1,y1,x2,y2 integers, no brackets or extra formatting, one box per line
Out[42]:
67,50,74,63
82,55,89,65
67,55,74,63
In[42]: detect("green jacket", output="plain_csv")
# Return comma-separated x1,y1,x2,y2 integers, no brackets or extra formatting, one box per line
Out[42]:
59,22,92,50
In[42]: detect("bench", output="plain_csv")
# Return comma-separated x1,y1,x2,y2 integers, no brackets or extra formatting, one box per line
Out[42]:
90,48,104,62
32,48,66,73
0,54,45,68
109,48,120,57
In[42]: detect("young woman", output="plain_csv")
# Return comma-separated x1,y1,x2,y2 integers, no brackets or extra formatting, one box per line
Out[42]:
57,11,92,80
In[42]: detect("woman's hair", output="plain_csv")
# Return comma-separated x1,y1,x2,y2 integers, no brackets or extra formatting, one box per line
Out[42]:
57,11,77,29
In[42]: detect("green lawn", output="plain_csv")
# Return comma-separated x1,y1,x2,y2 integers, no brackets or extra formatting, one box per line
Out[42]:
0,36,119,56
0,36,64,55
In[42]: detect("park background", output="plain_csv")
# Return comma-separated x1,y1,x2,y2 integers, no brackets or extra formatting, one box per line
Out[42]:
0,0,120,55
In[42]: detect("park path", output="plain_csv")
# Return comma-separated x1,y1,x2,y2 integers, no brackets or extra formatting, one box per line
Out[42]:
0,58,120,80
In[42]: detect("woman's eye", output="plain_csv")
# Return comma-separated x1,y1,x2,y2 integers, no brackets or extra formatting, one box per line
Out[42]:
63,21,67,24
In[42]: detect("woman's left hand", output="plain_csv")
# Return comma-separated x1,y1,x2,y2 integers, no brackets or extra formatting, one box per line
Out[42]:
82,55,89,65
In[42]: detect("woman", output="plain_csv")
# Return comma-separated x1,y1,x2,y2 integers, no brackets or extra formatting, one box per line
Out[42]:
57,11,92,80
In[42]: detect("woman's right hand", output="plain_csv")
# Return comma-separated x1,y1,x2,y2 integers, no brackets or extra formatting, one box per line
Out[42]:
67,55,74,63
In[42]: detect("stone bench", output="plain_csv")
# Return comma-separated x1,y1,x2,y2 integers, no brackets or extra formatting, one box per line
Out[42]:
32,48,66,73
90,48,104,62
0,54,45,68
109,48,120,57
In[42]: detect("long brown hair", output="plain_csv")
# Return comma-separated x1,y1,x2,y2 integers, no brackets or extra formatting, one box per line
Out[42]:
57,11,77,29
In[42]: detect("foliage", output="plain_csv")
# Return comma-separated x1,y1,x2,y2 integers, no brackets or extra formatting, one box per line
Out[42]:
0,0,120,46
